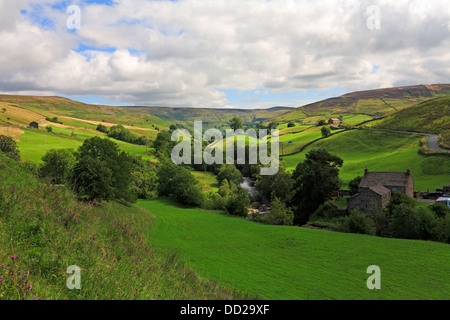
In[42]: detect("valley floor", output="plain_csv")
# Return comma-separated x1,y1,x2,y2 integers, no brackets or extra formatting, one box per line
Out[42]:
139,199,450,300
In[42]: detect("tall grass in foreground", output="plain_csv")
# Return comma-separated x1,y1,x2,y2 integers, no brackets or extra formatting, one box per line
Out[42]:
0,154,247,300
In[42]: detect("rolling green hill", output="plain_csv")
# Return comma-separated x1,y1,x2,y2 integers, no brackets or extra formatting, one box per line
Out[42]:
139,198,450,300
271,84,450,127
372,97,450,146
125,105,293,130
282,129,450,191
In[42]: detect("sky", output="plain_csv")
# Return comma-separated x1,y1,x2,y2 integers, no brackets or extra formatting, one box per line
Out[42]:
1,0,450,109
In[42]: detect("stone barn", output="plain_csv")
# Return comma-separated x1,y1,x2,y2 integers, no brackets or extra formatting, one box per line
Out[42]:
29,121,39,129
328,118,342,125
347,167,414,214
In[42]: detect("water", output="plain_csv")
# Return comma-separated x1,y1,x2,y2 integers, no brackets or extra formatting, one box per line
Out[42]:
240,177,259,198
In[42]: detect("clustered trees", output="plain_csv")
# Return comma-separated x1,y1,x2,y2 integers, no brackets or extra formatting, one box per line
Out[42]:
96,124,148,146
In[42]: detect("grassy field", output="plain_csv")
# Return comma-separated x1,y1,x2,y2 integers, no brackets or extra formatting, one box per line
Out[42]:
192,171,220,194
282,129,450,191
17,128,154,163
139,198,450,300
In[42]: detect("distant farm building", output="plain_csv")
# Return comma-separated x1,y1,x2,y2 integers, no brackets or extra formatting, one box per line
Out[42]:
29,121,39,129
328,118,342,125
347,167,414,214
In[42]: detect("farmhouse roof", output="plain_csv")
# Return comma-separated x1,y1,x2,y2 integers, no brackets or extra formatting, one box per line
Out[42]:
369,184,391,195
360,168,412,188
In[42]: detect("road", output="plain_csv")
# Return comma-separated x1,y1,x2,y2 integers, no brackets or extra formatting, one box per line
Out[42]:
368,128,450,153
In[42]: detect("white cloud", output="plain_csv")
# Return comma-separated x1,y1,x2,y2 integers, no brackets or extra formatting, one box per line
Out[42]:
1,0,450,107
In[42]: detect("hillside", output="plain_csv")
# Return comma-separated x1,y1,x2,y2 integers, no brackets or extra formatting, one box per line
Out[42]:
0,95,170,138
0,153,245,300
372,97,450,147
282,129,450,191
271,84,450,126
140,199,450,300
125,105,293,129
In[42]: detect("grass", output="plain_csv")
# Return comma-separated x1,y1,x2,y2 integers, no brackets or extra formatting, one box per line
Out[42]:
139,198,450,300
282,129,450,191
192,171,220,194
17,128,154,163
0,154,244,300
277,127,344,155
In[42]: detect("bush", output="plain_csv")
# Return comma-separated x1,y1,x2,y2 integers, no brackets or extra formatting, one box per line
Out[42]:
217,164,243,186
40,149,76,185
388,204,437,240
157,160,204,207
203,192,226,211
344,209,374,235
96,123,108,133
0,135,21,161
262,197,294,226
430,202,450,219
225,188,249,217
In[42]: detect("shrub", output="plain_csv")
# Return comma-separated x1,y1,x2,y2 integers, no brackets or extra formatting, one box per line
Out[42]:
388,204,437,240
225,188,249,217
40,149,76,185
96,123,108,133
0,135,21,161
157,160,204,207
217,164,243,186
262,197,294,226
344,209,374,235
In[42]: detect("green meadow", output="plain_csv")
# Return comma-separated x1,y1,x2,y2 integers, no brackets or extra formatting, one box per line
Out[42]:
139,199,450,300
282,129,450,191
17,128,154,163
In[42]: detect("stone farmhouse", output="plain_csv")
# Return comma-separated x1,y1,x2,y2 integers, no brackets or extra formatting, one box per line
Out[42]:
347,167,414,214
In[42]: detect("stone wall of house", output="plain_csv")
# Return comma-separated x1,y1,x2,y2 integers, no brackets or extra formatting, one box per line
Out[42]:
347,188,388,214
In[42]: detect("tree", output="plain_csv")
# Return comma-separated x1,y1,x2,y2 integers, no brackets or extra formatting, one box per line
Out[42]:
267,122,279,130
217,164,243,186
317,120,326,126
430,202,450,219
96,123,108,133
229,117,243,131
349,176,362,195
287,121,296,128
157,159,204,207
153,131,176,159
0,135,21,161
225,187,249,217
40,149,76,184
255,161,293,203
321,126,331,138
45,126,53,133
71,137,135,202
344,208,374,235
262,197,294,225
291,149,343,225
